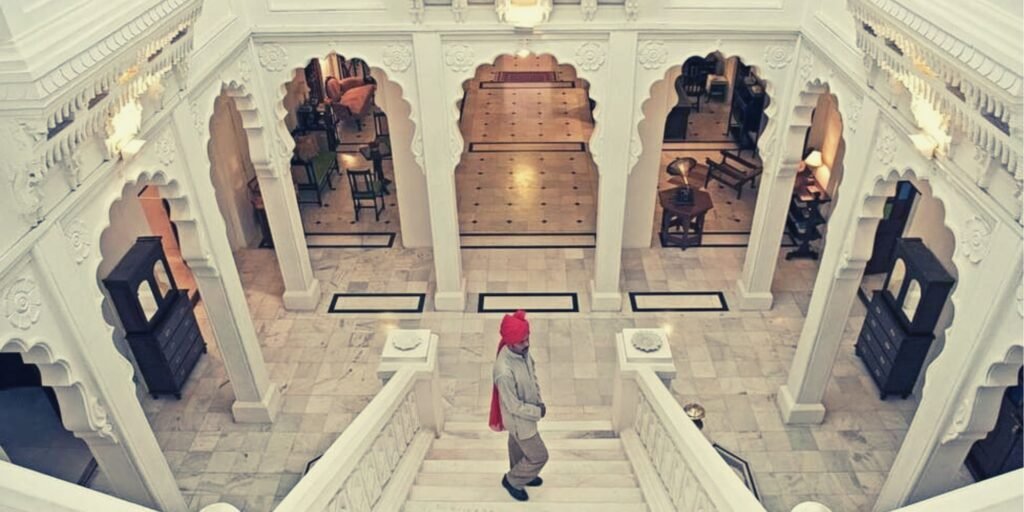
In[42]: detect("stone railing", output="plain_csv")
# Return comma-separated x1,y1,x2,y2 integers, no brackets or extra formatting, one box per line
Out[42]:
274,331,442,512
0,460,156,512
890,469,1023,512
612,329,828,512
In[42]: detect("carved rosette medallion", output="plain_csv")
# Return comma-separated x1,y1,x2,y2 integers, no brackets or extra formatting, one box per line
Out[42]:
444,44,476,73
876,124,897,166
960,216,991,264
257,44,288,72
64,220,92,264
4,277,41,330
382,44,413,73
637,41,668,70
575,42,607,72
763,46,792,69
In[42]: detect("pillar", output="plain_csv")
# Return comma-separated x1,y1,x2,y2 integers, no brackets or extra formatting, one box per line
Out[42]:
591,32,639,311
777,100,882,424
412,33,465,311
251,60,321,311
30,239,187,511
171,105,282,423
736,46,802,311
874,233,1023,510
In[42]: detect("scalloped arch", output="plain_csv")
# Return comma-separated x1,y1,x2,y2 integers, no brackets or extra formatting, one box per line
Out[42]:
443,46,608,173
269,50,424,175
0,337,114,440
632,49,780,175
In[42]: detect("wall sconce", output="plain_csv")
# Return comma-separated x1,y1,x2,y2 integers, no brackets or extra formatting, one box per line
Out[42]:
803,150,823,170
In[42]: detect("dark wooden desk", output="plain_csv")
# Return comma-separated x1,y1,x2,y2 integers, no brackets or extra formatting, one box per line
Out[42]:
659,187,713,249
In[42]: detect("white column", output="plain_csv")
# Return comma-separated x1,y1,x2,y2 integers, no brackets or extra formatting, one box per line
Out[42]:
591,32,639,311
622,69,675,249
777,101,882,424
171,106,282,423
252,63,321,311
874,236,1023,510
30,238,187,512
412,33,465,311
736,47,802,311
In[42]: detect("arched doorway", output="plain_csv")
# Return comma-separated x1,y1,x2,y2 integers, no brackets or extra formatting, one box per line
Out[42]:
455,53,599,248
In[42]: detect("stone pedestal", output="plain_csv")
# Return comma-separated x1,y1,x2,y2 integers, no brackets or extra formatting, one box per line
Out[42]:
377,329,436,384
619,328,676,388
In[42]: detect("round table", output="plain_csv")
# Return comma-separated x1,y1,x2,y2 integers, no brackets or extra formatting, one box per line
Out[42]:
658,187,713,249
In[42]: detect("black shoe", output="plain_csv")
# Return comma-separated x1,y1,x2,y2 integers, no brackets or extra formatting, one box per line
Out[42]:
501,475,529,501
526,477,543,487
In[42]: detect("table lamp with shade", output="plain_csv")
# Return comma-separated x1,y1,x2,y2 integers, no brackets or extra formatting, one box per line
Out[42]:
802,149,823,184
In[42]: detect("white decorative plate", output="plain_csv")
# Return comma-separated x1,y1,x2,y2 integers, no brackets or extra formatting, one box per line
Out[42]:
391,331,424,351
631,330,663,353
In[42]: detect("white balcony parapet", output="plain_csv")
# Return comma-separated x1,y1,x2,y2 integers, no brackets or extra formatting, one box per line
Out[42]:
274,332,443,512
849,0,1022,184
890,469,1023,512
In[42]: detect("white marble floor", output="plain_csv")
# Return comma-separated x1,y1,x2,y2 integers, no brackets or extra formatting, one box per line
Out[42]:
114,237,977,512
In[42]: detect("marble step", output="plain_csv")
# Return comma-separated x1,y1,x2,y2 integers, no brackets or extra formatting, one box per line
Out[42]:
415,472,639,488
442,420,615,439
431,437,623,452
419,460,633,474
407,485,644,503
403,502,649,512
427,448,626,461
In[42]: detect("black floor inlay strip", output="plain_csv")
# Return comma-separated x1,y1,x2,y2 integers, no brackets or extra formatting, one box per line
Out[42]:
480,81,576,89
478,292,580,313
305,232,396,248
461,232,596,249
328,293,426,314
628,291,729,312
714,443,759,500
658,231,797,249
468,142,587,153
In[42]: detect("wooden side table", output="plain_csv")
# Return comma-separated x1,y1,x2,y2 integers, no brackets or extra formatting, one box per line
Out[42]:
659,187,713,249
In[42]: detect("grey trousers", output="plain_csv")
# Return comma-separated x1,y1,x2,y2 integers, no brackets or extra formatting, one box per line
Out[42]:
506,433,549,489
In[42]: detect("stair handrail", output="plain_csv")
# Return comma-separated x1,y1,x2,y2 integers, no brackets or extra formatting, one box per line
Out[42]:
889,469,1023,512
274,335,442,512
613,337,766,512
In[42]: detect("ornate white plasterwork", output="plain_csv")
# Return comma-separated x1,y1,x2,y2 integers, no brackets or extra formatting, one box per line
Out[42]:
237,54,253,85
581,0,598,20
410,0,424,23
575,42,607,72
257,44,288,72
624,0,639,20
382,44,414,73
4,277,42,330
637,41,668,70
156,131,176,166
846,96,864,133
63,220,92,265
959,216,991,264
451,0,468,22
763,46,792,69
798,51,815,83
875,124,897,166
1017,283,1023,317
444,44,476,73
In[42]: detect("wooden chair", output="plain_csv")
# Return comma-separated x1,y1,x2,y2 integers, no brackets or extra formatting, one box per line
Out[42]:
346,168,385,221
680,56,709,112
704,150,763,200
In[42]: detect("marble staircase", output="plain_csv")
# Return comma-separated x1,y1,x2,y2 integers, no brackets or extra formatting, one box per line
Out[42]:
402,419,648,511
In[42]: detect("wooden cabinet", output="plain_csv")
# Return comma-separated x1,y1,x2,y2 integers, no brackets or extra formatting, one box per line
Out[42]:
728,66,765,154
102,237,206,399
855,238,954,399
966,378,1023,481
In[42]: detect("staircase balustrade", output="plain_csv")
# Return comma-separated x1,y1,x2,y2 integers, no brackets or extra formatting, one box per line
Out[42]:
275,336,442,512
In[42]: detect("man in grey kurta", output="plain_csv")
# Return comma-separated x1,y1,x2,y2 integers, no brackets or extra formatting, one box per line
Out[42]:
491,310,547,501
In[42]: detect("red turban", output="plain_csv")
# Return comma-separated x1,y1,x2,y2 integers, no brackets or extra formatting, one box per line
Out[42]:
489,310,529,432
